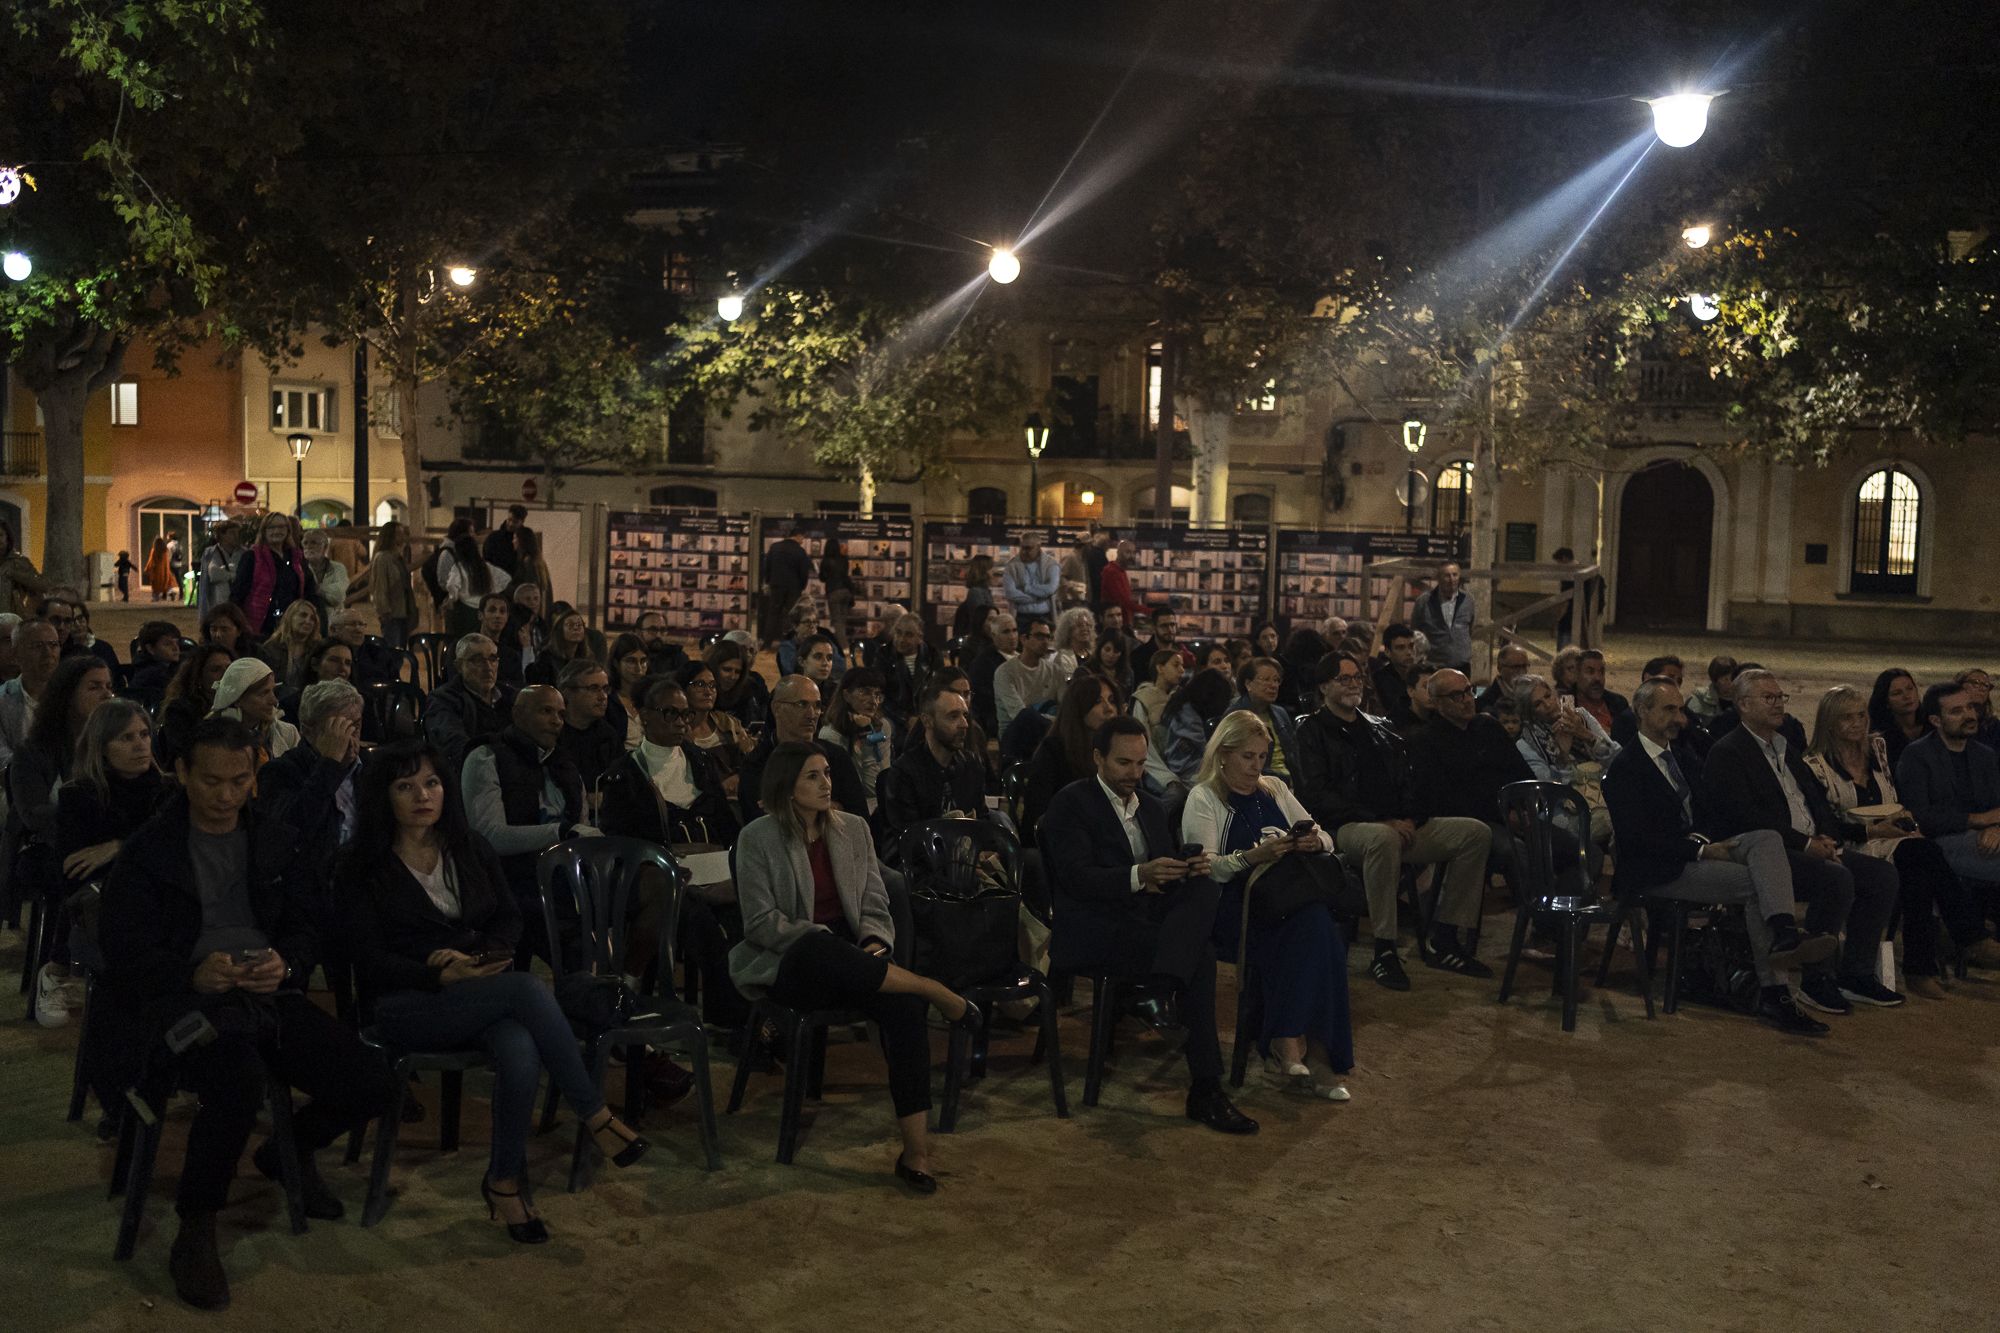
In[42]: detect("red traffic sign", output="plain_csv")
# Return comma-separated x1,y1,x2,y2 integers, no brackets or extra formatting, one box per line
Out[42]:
233,480,259,505
521,477,539,503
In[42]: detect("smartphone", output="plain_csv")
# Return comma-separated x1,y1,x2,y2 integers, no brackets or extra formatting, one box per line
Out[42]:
476,950,514,967
232,947,272,967
1289,820,1316,841
1177,842,1204,861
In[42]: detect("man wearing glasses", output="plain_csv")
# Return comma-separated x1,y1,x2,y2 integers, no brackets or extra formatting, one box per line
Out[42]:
994,615,1064,732
1702,669,1903,1014
554,659,624,792
423,633,516,772
1293,654,1494,991
737,674,869,819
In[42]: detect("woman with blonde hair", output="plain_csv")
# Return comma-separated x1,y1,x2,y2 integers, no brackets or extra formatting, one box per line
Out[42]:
261,598,323,692
1803,684,1995,997
1181,709,1353,1100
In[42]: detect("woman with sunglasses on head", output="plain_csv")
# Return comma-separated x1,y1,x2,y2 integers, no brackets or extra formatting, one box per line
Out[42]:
343,741,648,1243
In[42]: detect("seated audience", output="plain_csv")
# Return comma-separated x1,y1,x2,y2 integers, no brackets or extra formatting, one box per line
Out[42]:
635,609,689,678
328,606,402,687
344,741,648,1246
0,617,61,765
1685,654,1738,723
1570,649,1629,734
1372,623,1420,725
207,657,300,764
11,654,115,846
1477,643,1531,713
462,685,595,956
1279,626,1331,712
201,602,257,661
1701,668,1903,1013
1604,679,1836,1036
818,667,894,815
1181,712,1352,1100
607,633,651,751
554,658,624,794
1035,716,1256,1135
730,742,977,1194
1049,607,1096,682
877,681,989,847
280,637,354,719
1226,656,1297,784
707,638,771,729
967,612,1017,738
1512,672,1618,856
950,555,997,642
599,677,740,846
995,615,1064,733
1805,684,1996,998
775,600,825,678
1130,649,1187,793
1955,668,2000,750
678,660,753,804
1868,668,1927,772
1138,610,1196,684
425,634,515,774
485,591,532,687
1550,645,1583,697
128,620,186,697
1160,667,1234,785
1293,654,1493,990
1021,672,1121,841
58,700,168,887
1895,681,2000,932
156,644,233,770
99,719,394,1310
739,674,870,819
1081,630,1132,699
868,613,938,729
1202,642,1237,677
528,608,598,687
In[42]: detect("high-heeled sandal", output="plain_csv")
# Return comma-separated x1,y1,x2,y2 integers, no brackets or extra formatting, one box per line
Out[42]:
588,1114,651,1168
480,1176,549,1245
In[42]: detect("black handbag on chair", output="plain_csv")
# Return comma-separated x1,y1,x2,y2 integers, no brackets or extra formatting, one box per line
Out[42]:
1244,853,1351,927
909,891,1020,991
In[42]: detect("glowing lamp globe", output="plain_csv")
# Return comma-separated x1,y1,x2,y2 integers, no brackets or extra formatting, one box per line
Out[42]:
716,294,744,322
1649,94,1715,148
988,247,1021,284
2,251,30,282
1682,224,1712,249
1687,293,1721,322
447,265,478,288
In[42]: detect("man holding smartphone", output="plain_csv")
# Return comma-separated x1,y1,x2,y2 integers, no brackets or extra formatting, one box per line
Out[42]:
100,718,395,1311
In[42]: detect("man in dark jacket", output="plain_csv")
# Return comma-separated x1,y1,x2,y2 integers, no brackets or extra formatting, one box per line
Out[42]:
554,659,625,793
1603,678,1835,1036
128,620,184,698
1292,655,1491,990
99,719,393,1310
760,526,815,646
1372,623,1421,727
1895,681,2000,929
1700,668,1902,1014
738,674,869,818
461,685,593,961
636,609,689,677
864,611,938,727
967,612,1016,738
482,504,527,577
328,606,403,688
256,681,365,1016
877,681,989,853
425,633,515,773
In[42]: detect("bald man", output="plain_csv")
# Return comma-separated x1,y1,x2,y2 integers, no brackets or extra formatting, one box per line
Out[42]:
462,683,601,962
737,674,870,819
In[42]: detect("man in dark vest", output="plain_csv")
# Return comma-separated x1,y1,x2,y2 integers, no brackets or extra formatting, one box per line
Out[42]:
461,684,596,962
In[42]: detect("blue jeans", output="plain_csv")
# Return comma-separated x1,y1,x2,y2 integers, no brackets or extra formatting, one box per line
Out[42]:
374,972,604,1182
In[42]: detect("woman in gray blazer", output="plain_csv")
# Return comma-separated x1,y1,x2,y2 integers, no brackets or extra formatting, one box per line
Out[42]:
729,742,978,1194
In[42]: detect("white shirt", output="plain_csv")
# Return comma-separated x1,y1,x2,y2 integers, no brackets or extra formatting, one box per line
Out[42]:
1097,776,1148,893
1755,731,1817,839
638,739,698,810
995,654,1066,732
400,851,462,921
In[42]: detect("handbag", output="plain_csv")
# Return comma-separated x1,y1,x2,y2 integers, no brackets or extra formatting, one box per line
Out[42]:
1242,852,1348,927
909,889,1021,991
554,971,644,1035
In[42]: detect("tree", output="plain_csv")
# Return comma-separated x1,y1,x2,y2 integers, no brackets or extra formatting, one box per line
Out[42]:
0,1,271,586
665,287,1024,513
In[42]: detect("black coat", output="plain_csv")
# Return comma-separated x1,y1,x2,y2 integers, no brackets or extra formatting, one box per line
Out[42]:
1035,776,1185,975
1406,714,1533,824
1700,725,1842,851
556,717,625,793
1602,738,1713,893
865,638,939,725
342,835,518,1017
57,771,169,863
1291,707,1415,829
876,742,989,858
255,744,358,921
596,745,739,846
424,676,514,774
482,526,520,577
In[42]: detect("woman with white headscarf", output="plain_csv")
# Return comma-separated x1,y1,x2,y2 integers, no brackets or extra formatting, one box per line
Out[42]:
207,656,302,763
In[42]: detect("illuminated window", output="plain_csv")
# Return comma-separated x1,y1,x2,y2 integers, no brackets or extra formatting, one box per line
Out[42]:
1433,459,1474,532
1850,465,1920,594
1145,342,1163,429
1238,380,1278,414
110,382,140,427
270,382,338,433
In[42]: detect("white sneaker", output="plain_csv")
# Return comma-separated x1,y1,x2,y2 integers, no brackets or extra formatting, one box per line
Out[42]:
1309,1076,1352,1102
1263,1055,1311,1084
35,964,71,1029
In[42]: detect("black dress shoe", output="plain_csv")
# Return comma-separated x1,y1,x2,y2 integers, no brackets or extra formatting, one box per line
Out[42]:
252,1138,345,1221
1186,1086,1259,1135
1764,926,1838,970
894,1153,939,1195
169,1211,230,1310
1756,989,1829,1036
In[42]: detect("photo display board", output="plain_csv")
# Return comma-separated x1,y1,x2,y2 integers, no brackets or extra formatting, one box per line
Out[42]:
605,511,753,636
919,521,1095,640
1273,529,1459,628
772,515,916,639
1112,526,1270,640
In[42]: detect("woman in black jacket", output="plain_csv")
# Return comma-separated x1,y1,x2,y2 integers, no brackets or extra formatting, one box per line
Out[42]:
342,741,648,1244
1021,672,1121,841
12,655,116,845
58,699,168,880
155,644,233,771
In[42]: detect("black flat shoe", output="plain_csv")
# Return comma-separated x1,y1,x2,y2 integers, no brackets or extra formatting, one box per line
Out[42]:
169,1211,230,1310
480,1176,550,1245
894,1154,938,1195
589,1114,651,1168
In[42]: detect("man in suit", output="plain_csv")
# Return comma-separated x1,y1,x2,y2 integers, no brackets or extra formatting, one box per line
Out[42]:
1409,561,1474,672
1611,657,1712,756
1035,715,1257,1135
1896,681,2000,925
1604,679,1837,1036
1700,668,1903,1014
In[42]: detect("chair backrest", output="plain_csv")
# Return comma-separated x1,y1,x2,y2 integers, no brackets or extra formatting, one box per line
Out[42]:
1498,779,1592,911
896,817,1023,900
408,633,452,690
1163,783,1191,844
998,762,1029,828
535,836,683,987
363,680,425,742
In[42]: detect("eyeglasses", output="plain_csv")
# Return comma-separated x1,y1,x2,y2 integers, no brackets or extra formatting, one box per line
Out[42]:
1750,692,1789,705
648,706,693,721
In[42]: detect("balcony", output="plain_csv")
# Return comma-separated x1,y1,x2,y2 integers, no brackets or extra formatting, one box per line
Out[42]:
1635,360,1732,406
0,432,42,476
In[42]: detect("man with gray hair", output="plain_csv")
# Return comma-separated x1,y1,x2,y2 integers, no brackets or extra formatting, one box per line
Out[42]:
0,617,61,767
423,632,514,772
327,605,400,686
464,685,598,957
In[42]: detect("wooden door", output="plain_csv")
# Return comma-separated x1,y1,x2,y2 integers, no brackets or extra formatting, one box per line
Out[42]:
1616,463,1713,629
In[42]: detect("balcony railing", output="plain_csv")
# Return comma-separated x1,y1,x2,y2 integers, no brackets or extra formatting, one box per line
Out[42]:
1635,360,1731,405
0,432,42,476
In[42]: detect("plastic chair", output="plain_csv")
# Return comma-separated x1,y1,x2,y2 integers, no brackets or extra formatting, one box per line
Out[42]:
408,632,453,690
534,838,720,1187
894,819,1067,1132
362,680,426,743
1494,780,1653,1032
353,1037,491,1227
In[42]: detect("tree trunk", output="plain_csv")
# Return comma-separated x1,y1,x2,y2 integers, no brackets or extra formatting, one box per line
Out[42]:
1185,400,1230,527
1468,376,1499,676
17,323,127,592
398,372,426,531
857,463,877,517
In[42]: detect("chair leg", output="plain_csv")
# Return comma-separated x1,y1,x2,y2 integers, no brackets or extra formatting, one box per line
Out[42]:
361,1062,412,1228
113,1114,162,1261
344,1124,365,1165
438,1070,463,1152
537,1073,562,1134
776,1019,809,1165
1083,980,1118,1109
1595,914,1623,988
1560,916,1582,1033
939,1023,967,1135
1028,976,1068,1119
67,979,94,1122
1497,908,1533,1004
108,1099,139,1200
1627,906,1656,1020
1228,965,1255,1090
1405,869,1434,964
1663,907,1687,1015
265,1079,310,1237
805,1027,828,1102
568,1041,606,1193
726,1002,767,1114
687,1036,722,1171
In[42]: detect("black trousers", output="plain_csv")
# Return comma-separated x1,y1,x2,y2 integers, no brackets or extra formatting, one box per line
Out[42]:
1786,848,1898,978
768,929,933,1119
1889,837,1987,976
173,991,395,1216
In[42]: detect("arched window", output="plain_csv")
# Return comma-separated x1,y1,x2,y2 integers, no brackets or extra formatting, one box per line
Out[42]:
1432,459,1473,533
1850,464,1920,595
967,487,1008,521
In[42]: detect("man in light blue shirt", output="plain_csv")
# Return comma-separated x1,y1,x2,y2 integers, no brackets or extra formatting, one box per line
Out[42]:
1002,537,1061,618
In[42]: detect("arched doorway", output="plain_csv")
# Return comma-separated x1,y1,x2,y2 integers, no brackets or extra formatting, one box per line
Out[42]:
1616,461,1713,629
136,496,201,573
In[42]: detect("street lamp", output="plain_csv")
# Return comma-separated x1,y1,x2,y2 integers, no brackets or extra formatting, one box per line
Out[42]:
716,291,744,322
1687,293,1721,322
287,431,314,519
988,246,1021,284
1648,93,1717,148
447,265,478,288
1401,419,1427,533
1024,413,1049,519
1681,224,1712,249
2,250,29,281
1079,488,1097,508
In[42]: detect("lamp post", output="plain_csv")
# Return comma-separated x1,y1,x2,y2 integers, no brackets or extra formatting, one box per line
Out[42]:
1401,418,1426,534
1023,413,1049,520
287,431,314,520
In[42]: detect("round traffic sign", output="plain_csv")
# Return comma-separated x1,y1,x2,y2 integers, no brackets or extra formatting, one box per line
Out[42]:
233,480,259,505
522,477,539,503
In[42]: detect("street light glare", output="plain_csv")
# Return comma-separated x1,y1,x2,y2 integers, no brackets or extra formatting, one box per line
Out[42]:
1648,94,1715,148
988,246,1021,284
716,294,744,322
1,251,29,281
1682,224,1712,249
1687,293,1721,322
447,265,478,288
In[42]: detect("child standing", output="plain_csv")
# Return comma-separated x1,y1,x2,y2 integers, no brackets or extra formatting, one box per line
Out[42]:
114,549,136,601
